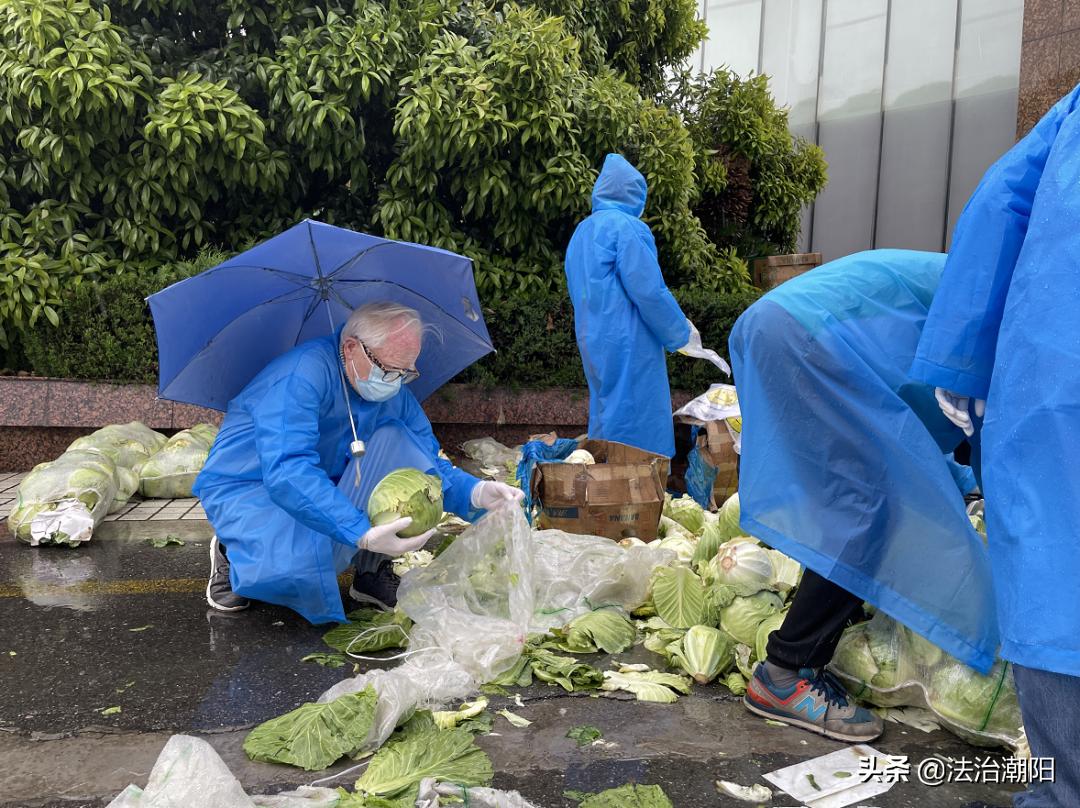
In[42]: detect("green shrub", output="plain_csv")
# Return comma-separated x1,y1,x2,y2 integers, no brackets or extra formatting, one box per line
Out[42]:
22,248,229,384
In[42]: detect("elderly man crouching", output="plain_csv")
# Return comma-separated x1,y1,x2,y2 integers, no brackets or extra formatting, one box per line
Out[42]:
193,302,523,624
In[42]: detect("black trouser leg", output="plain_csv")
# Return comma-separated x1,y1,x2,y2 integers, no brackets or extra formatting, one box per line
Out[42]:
766,568,865,670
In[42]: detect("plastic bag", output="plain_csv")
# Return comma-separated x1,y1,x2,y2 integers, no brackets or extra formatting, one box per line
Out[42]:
139,424,218,499
106,735,341,807
530,528,673,631
68,422,167,472
462,437,522,484
398,505,535,683
416,778,540,808
8,450,119,545
831,612,1022,748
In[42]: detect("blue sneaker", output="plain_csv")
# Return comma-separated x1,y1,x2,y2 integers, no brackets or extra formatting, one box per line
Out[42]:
744,664,883,742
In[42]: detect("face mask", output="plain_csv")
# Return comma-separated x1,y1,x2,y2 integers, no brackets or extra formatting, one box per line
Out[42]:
350,359,401,402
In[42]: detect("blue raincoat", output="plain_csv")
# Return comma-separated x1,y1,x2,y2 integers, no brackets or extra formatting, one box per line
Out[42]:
912,84,1080,677
193,328,480,624
564,154,691,457
731,249,997,672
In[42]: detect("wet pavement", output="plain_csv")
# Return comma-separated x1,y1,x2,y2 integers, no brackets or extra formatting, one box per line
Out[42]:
0,526,1023,808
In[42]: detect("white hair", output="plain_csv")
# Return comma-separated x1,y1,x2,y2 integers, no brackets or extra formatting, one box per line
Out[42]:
341,302,424,350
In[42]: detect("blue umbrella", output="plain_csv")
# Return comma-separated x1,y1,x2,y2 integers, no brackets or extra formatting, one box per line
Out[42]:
148,219,493,411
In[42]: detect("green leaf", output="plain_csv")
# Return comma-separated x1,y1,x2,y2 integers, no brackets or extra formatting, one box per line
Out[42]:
323,608,411,654
566,724,602,746
145,535,184,548
43,305,58,326
496,708,531,728
548,609,636,654
651,567,706,628
100,706,122,716
243,686,378,771
354,714,493,800
600,667,691,703
301,652,348,668
579,783,674,808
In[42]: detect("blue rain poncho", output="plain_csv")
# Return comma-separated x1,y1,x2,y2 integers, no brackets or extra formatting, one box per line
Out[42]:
731,249,997,671
912,84,1080,677
193,328,480,624
564,153,691,457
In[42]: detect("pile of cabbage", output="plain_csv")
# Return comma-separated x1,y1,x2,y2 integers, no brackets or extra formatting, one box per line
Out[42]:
138,424,218,499
9,421,220,545
9,422,168,545
625,492,803,697
831,611,1022,747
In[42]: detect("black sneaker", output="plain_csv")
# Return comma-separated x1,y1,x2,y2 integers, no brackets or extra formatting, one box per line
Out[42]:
206,536,250,612
348,559,399,611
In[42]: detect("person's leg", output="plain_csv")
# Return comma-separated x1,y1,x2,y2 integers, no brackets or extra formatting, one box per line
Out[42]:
744,568,882,742
1012,664,1080,808
766,568,867,672
206,535,251,612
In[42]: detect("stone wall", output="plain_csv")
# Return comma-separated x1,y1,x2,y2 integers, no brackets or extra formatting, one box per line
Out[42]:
1018,0,1080,133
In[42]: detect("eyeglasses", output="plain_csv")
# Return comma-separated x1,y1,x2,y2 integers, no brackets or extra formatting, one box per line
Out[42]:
358,340,420,384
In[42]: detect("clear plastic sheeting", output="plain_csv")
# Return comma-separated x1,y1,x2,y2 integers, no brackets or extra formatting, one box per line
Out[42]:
68,422,168,472
8,450,119,545
530,528,672,631
831,612,1022,748
416,778,541,807
139,424,219,499
105,735,342,808
461,438,521,482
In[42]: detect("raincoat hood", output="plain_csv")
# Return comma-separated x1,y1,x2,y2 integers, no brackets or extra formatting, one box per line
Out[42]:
591,153,647,217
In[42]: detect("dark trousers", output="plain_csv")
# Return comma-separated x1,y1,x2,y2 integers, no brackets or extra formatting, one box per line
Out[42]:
1013,664,1080,808
766,568,865,669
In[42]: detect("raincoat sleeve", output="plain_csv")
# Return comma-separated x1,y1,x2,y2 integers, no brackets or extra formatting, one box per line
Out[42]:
250,375,370,547
401,393,481,519
911,84,1080,398
615,222,692,351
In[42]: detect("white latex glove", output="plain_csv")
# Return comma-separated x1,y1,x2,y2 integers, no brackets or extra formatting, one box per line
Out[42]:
935,388,986,438
358,516,435,555
471,480,525,511
677,321,704,355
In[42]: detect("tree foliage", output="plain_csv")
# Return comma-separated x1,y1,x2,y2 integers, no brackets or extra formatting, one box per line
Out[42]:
1,0,826,353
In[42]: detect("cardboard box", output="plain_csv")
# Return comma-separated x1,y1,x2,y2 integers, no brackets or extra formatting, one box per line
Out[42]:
698,421,739,506
530,439,668,541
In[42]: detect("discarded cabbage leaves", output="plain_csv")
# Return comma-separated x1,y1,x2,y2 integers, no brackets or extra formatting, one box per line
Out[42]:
719,591,785,646
549,609,636,654
352,713,493,804
567,725,603,746
323,609,412,654
243,686,378,771
601,667,692,703
527,647,604,692
663,495,706,536
579,783,674,808
651,567,706,629
432,698,488,730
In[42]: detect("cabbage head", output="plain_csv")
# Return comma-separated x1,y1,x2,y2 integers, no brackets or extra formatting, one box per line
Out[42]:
832,623,879,684
669,625,734,684
709,542,773,597
692,523,725,571
664,495,706,536
565,449,595,465
714,493,742,540
928,660,1020,737
904,627,944,669
754,609,788,664
719,591,784,646
368,469,444,537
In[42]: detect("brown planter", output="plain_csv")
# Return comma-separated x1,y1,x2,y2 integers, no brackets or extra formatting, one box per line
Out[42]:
752,252,823,291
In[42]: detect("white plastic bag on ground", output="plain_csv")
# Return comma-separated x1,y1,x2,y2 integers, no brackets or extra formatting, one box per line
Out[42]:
530,529,673,631
107,735,341,808
139,424,218,499
416,777,541,807
397,506,535,683
8,450,119,545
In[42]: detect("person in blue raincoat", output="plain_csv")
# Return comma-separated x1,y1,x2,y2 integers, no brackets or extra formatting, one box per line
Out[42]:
194,302,523,624
564,153,701,458
913,85,1080,808
731,249,994,743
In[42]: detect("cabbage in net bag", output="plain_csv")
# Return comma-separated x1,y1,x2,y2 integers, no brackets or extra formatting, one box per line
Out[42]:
139,424,218,499
7,450,119,545
68,422,168,472
831,611,1022,748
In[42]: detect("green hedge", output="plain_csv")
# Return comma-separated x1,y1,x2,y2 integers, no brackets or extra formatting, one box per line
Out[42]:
22,253,759,393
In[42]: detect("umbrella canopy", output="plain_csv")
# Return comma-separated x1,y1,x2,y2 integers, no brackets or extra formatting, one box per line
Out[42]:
149,220,493,411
